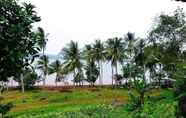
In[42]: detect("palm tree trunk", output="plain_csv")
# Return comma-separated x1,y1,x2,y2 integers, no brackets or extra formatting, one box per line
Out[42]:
73,70,76,88
42,42,45,57
43,74,46,86
143,65,146,83
55,78,57,87
115,62,118,87
42,41,45,86
140,92,145,106
6,82,9,92
21,74,24,93
115,62,118,75
111,64,114,87
129,55,132,89
11,78,13,88
0,82,4,95
100,61,103,86
98,61,102,86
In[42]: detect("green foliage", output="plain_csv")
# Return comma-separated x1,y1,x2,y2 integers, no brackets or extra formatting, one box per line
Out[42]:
92,40,105,62
84,61,99,85
14,68,38,89
176,96,186,118
149,8,186,72
126,92,141,111
0,102,13,118
61,41,83,83
48,60,65,83
37,27,49,53
74,69,84,84
105,37,126,67
0,0,41,81
37,55,49,76
4,89,175,118
175,79,186,98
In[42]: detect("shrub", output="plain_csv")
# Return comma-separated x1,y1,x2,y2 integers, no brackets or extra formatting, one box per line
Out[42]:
126,92,141,111
0,102,14,118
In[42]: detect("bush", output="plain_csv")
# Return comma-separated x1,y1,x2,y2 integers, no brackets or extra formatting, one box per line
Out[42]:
80,104,114,117
0,102,14,118
175,79,186,97
126,92,141,111
176,96,186,118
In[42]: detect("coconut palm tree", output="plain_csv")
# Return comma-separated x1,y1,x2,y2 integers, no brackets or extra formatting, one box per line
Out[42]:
83,44,93,63
84,60,100,86
125,32,136,60
92,40,104,86
48,60,64,86
61,41,82,87
134,39,147,83
37,27,49,57
124,32,136,86
37,55,49,86
105,37,126,86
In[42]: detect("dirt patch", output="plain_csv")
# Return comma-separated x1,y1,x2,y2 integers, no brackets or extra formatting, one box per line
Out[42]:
59,89,73,93
88,88,100,92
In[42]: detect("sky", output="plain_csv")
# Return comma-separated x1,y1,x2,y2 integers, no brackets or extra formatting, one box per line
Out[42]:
22,0,186,55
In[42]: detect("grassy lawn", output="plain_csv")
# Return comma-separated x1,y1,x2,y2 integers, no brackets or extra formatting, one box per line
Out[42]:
1,87,176,118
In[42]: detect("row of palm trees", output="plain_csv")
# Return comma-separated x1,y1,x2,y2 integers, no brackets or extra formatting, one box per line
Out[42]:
37,32,140,86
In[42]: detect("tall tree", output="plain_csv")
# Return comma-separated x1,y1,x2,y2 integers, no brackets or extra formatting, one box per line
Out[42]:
61,41,82,87
105,37,126,86
92,40,104,86
37,27,49,57
124,32,136,86
0,0,41,83
134,39,147,82
83,44,94,63
37,55,49,86
149,8,186,78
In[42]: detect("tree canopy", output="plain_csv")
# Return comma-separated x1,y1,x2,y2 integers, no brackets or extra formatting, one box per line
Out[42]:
0,0,41,81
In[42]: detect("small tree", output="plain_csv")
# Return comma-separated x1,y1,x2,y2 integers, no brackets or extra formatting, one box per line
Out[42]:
14,67,38,91
85,61,99,86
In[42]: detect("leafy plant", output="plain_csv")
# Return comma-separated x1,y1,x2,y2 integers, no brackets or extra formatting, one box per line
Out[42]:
0,102,13,118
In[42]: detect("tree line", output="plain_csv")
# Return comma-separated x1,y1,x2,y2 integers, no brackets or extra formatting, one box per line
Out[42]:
1,0,186,117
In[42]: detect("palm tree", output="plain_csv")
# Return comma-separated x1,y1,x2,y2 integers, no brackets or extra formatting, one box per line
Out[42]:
92,40,104,86
84,60,100,86
134,39,147,82
125,32,136,60
83,44,93,63
37,27,49,57
105,37,126,86
61,41,82,87
48,60,64,86
124,32,136,87
37,55,49,86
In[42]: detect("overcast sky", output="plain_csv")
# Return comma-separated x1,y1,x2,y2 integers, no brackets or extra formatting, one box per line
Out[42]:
22,0,186,55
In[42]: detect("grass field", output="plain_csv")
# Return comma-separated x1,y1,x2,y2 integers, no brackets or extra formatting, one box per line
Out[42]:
1,87,176,118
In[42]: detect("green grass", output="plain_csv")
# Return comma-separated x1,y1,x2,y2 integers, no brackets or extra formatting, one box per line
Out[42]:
1,88,176,118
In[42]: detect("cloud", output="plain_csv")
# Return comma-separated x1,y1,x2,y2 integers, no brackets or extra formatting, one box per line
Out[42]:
22,0,186,54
